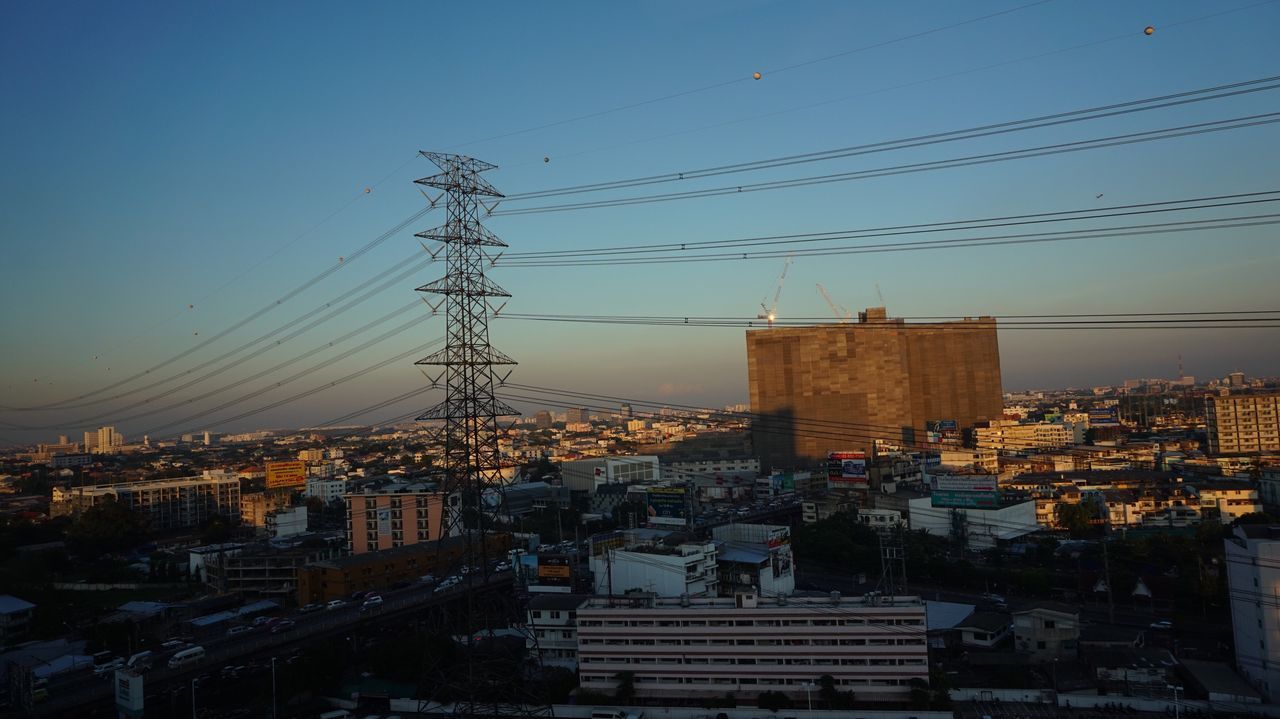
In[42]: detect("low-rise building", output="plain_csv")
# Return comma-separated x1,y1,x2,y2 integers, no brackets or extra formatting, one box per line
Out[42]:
711,523,794,598
955,611,1012,649
561,456,659,494
1187,480,1262,522
1013,603,1080,661
202,542,340,600
0,595,36,648
525,594,588,671
576,592,928,702
588,529,717,597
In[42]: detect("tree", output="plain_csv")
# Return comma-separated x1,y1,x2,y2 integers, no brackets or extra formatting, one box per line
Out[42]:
613,670,636,703
67,497,149,558
757,691,792,712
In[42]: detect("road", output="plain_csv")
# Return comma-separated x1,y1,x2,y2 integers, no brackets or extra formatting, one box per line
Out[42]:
31,572,514,717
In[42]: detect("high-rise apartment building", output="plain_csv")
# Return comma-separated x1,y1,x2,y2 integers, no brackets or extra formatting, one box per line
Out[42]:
746,308,1003,467
344,485,448,554
1206,393,1280,454
566,407,591,424
534,410,554,429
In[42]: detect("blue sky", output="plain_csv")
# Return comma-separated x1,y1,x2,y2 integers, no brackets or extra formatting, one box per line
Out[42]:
2,0,1278,442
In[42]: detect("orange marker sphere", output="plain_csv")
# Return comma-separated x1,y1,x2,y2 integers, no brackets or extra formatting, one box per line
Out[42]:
753,72,762,80
1144,26,1154,35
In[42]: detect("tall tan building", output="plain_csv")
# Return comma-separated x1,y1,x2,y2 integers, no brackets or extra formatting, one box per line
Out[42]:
1206,393,1280,454
345,485,447,555
747,307,1003,467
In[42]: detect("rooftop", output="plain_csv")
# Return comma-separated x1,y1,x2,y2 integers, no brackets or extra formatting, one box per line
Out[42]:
581,593,922,611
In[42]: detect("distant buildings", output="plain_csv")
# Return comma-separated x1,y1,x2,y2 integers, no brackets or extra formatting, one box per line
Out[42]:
747,307,1003,467
0,595,36,648
1225,524,1280,702
344,484,448,554
975,420,1082,452
82,426,123,454
1206,393,1280,454
565,407,591,424
575,592,928,702
50,471,240,530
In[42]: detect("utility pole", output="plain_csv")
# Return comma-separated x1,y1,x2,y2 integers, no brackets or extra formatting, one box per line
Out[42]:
1102,539,1116,624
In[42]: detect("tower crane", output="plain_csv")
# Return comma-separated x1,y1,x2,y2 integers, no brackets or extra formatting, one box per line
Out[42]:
757,255,794,329
816,283,853,323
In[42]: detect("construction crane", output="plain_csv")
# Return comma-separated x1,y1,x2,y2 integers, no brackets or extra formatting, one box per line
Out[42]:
757,255,794,328
816,283,853,322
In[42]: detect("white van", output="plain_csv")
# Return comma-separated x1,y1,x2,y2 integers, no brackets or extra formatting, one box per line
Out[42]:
167,645,206,669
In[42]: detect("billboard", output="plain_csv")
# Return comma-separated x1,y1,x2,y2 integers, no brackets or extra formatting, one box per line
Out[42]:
770,472,796,493
589,530,625,557
265,460,306,488
1088,407,1120,427
376,507,392,538
931,489,999,509
646,486,690,527
827,451,867,488
536,554,572,586
925,419,961,445
930,474,998,493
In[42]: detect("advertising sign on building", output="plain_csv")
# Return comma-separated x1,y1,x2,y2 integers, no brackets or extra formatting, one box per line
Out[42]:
536,554,572,586
589,530,625,557
114,670,145,717
931,490,1000,509
930,474,998,493
827,451,868,488
376,507,392,538
265,460,307,488
646,486,690,527
925,419,961,445
1087,407,1121,427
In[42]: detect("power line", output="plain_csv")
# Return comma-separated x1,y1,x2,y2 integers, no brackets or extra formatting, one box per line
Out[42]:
504,76,1280,202
2,205,438,412
499,190,1280,260
492,112,1280,216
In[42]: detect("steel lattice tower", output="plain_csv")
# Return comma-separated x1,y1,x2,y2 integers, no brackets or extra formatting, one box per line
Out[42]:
412,151,553,719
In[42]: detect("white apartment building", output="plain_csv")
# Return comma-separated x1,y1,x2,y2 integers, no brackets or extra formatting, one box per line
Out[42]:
265,505,308,538
938,447,999,474
576,592,928,702
666,458,760,483
1226,524,1280,702
561,455,660,493
1188,481,1263,523
590,538,718,597
1207,393,1280,454
305,476,349,504
525,594,588,671
50,470,240,530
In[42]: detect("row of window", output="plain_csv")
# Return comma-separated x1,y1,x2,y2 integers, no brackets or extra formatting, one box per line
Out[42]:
580,637,923,647
577,617,922,628
581,656,926,667
580,675,919,687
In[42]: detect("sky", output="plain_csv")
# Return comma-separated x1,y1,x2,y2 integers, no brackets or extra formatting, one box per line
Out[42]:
1,0,1279,443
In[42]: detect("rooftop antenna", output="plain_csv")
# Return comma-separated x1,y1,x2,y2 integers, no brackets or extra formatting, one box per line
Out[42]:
756,255,794,328
875,282,886,307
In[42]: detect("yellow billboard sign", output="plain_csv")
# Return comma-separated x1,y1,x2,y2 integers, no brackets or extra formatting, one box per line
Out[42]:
265,460,306,488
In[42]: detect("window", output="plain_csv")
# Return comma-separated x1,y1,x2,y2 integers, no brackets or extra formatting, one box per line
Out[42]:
1043,620,1056,629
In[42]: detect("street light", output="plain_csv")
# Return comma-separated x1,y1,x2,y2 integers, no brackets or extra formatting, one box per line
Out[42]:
803,681,814,711
191,676,200,719
1167,684,1183,719
271,656,278,719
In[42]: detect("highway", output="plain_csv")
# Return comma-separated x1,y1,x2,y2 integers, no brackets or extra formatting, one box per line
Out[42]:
31,571,514,717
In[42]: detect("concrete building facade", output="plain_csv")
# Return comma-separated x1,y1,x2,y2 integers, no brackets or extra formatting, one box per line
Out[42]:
1226,524,1280,702
344,487,447,554
747,308,1003,467
1207,393,1280,454
575,592,928,702
50,471,240,530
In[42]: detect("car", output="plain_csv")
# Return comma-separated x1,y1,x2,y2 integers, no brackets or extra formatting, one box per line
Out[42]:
160,639,188,652
226,625,253,637
327,599,348,610
94,659,126,677
419,574,437,585
438,576,461,590
493,562,511,572
361,595,384,612
349,590,368,602
298,602,323,613
1150,620,1174,630
270,620,296,634
252,616,275,627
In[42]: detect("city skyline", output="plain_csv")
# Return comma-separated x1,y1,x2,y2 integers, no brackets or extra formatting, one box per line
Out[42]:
3,0,1279,440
